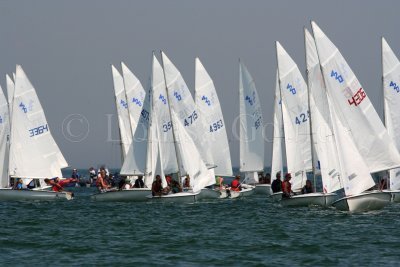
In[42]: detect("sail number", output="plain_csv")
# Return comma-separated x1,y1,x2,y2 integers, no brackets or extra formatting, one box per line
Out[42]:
254,116,262,129
286,84,296,95
295,111,310,125
389,81,400,93
140,109,150,122
29,124,49,137
162,121,172,132
19,102,28,113
209,119,223,132
0,116,2,124
348,88,366,106
174,91,182,101
184,111,198,126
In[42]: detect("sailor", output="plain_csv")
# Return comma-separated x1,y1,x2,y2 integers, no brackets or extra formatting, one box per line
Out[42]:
282,173,293,198
151,175,163,196
231,175,241,191
96,169,111,192
71,168,80,179
271,172,282,193
134,176,145,188
301,180,314,194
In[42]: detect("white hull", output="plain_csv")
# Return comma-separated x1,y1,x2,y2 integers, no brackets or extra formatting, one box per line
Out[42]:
219,186,255,199
254,184,272,196
270,192,283,202
332,191,391,212
382,189,400,203
198,188,220,200
148,191,200,203
280,192,337,207
0,188,72,201
91,188,151,201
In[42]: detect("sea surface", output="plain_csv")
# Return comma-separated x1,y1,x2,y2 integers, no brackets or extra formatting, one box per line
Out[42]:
0,169,399,266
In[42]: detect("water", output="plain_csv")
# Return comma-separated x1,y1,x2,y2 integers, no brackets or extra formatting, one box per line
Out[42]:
0,194,400,266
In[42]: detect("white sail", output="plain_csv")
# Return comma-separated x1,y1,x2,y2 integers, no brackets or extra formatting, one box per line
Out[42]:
271,71,284,179
311,21,400,174
161,51,213,167
120,65,150,175
171,111,214,192
121,62,146,136
195,58,232,176
6,75,14,121
9,65,68,180
382,37,400,189
111,65,132,160
144,96,158,188
305,28,342,193
0,86,10,187
152,54,178,174
276,42,312,190
239,62,264,175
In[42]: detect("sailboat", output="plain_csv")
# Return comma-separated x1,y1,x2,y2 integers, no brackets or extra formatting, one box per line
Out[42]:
0,65,72,201
148,51,215,203
381,37,400,202
312,21,396,212
232,61,262,198
92,62,153,201
194,57,232,198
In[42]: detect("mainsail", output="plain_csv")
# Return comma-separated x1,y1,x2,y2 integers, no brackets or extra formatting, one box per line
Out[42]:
6,75,14,121
305,28,342,193
9,65,68,179
195,58,232,176
239,62,264,174
111,65,132,160
276,42,312,190
271,71,284,180
382,37,400,190
311,21,400,175
0,86,10,187
161,51,213,167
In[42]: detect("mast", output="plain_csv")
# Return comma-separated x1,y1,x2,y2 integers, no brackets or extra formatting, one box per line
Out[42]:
145,54,154,181
274,42,288,179
304,27,317,191
381,37,390,188
160,51,182,183
111,64,125,164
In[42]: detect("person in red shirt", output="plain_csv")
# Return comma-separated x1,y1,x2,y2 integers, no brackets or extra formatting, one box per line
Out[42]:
282,173,293,198
44,177,77,192
231,175,241,191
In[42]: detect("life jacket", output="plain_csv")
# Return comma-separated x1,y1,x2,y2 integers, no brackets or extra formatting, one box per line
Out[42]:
231,179,240,191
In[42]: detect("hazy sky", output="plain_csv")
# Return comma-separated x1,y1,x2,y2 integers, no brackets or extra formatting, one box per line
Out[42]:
0,0,399,169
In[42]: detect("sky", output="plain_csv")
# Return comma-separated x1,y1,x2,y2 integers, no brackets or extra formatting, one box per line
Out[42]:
0,0,399,169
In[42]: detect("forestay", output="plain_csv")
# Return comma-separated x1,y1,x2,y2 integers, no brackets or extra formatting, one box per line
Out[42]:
311,21,400,174
239,62,264,175
0,86,10,187
271,71,284,180
171,111,214,192
195,58,232,176
305,28,342,193
111,65,132,160
161,52,213,167
276,42,312,190
9,65,68,180
151,54,178,174
382,37,400,190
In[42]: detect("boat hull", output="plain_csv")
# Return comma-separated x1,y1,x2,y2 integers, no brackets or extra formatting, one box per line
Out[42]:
332,191,391,212
148,191,199,203
254,184,272,196
91,188,151,201
382,189,400,203
197,188,220,200
280,192,337,207
0,188,72,201
219,186,255,199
